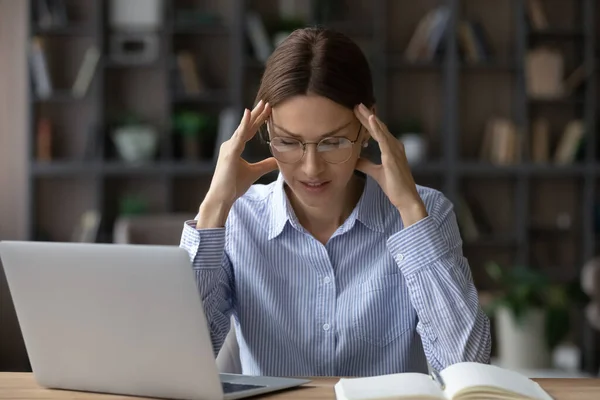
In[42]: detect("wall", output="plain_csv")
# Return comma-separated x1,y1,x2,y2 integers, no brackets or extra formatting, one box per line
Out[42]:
0,0,30,371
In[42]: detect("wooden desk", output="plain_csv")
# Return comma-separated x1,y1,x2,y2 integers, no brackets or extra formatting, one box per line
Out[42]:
1,372,600,399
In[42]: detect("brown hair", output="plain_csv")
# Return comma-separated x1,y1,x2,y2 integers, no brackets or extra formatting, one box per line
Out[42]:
255,27,376,140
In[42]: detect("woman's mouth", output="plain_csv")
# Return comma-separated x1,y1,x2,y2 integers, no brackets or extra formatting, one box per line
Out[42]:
299,181,331,193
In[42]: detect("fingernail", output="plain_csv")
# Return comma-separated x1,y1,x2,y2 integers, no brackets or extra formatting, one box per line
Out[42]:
359,103,368,112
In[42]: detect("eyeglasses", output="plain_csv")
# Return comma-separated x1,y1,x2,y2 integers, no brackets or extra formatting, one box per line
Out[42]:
266,122,362,164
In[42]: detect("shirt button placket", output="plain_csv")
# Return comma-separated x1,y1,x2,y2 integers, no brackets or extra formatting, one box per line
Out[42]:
320,245,336,376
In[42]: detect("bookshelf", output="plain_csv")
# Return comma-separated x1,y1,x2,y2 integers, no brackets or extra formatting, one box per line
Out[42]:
25,0,599,373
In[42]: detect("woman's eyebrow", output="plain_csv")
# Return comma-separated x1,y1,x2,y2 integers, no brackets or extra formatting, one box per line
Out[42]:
272,121,353,139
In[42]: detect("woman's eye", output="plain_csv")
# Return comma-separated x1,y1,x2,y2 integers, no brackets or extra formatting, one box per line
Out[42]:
280,139,298,146
321,138,341,146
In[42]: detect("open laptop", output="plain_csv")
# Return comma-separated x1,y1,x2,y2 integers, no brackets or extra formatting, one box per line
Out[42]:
0,241,310,400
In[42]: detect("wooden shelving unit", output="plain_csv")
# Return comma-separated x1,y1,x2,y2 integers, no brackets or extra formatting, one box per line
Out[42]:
25,0,600,373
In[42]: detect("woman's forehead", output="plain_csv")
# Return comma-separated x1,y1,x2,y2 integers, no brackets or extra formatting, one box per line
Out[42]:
270,95,356,137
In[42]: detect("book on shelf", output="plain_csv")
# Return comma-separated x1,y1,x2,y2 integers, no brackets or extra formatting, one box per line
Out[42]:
554,119,584,165
334,362,552,400
72,46,100,98
29,36,53,99
479,117,520,165
526,0,548,30
404,6,450,62
456,195,493,242
245,11,273,63
457,20,493,64
176,51,206,95
36,117,53,161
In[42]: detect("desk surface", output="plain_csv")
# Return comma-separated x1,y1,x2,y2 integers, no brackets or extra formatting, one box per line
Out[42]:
1,372,600,399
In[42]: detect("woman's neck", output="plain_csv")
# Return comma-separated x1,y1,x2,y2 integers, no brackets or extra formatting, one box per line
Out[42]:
287,174,365,241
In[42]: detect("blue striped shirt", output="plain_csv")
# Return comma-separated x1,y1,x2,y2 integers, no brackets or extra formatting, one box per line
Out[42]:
179,172,491,377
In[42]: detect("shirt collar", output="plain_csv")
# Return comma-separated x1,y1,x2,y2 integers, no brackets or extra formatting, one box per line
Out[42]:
268,172,385,241
268,173,297,240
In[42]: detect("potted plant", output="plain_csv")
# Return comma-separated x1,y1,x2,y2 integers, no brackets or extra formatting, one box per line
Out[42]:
483,261,586,370
172,111,212,161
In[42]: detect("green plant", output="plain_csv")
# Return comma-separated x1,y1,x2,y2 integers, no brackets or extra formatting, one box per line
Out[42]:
172,111,211,138
118,195,148,216
484,261,587,350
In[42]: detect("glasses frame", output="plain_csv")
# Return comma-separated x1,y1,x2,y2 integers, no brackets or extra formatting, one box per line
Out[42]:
265,120,363,164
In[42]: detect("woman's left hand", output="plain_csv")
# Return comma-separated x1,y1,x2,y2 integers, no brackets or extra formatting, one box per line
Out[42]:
354,103,428,227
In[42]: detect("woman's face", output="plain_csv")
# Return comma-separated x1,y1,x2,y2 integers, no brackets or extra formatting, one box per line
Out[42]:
267,94,369,209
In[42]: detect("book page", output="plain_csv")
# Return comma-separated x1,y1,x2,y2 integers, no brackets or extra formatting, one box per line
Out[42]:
335,373,445,400
440,362,552,400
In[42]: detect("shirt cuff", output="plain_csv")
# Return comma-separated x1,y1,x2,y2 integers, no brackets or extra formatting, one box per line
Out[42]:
181,220,226,269
386,215,450,276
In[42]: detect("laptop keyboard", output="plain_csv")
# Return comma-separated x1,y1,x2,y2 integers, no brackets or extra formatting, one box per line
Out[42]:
221,381,266,393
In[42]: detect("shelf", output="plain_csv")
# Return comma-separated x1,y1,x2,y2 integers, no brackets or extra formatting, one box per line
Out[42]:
460,61,517,72
171,24,229,36
33,91,85,103
528,96,585,106
458,163,590,176
171,90,230,105
32,24,96,36
31,161,218,177
31,161,101,176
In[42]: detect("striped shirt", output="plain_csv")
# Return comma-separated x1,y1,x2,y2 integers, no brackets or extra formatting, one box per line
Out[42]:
179,172,491,377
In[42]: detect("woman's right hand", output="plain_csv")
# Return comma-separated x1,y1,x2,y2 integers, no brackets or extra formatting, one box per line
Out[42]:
197,100,277,228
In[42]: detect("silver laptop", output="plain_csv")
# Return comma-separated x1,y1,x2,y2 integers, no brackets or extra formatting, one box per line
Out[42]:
0,241,310,400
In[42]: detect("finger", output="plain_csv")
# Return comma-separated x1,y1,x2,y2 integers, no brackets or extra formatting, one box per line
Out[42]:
249,102,271,135
249,157,278,178
355,157,381,179
249,99,266,125
354,104,386,143
232,108,251,147
367,114,391,152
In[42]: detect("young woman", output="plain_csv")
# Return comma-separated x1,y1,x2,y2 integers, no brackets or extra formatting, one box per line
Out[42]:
180,27,491,377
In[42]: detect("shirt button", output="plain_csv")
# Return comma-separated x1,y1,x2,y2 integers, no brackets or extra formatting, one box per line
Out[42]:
397,253,404,261
323,323,330,331
323,277,331,284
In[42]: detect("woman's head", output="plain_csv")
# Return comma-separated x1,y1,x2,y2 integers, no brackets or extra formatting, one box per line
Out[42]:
255,27,376,210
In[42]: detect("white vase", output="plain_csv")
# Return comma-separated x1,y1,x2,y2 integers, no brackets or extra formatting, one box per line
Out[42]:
399,133,426,165
109,0,164,31
495,307,552,370
112,125,158,163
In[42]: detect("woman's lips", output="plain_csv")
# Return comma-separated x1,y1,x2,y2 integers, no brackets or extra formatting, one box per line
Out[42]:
299,180,331,193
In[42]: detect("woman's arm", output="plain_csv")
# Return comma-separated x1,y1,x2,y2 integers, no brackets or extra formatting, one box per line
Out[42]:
386,192,492,371
180,220,235,357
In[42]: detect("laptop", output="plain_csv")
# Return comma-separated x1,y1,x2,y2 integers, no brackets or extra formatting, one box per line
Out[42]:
0,241,310,400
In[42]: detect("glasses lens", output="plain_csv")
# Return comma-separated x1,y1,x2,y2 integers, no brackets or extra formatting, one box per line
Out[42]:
270,137,304,163
318,137,353,163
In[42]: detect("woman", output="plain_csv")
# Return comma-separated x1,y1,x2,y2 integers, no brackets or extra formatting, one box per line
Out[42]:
180,27,491,377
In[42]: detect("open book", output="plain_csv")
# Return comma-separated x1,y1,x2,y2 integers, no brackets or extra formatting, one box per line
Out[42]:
334,362,553,400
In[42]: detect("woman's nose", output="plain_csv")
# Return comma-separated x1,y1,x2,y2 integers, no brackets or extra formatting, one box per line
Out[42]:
301,144,325,176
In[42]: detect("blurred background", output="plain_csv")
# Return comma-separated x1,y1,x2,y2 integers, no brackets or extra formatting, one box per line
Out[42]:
2,0,600,379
